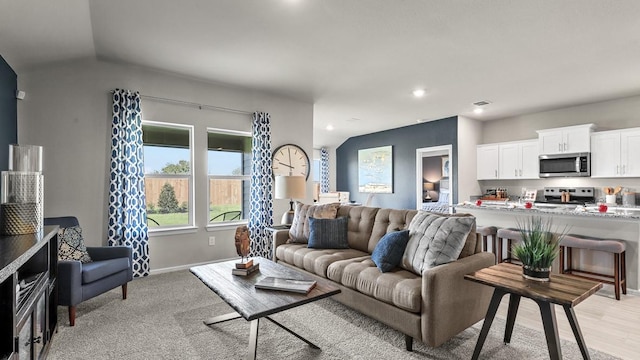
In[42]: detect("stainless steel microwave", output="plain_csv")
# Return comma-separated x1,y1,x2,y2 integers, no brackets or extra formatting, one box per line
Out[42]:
539,153,590,177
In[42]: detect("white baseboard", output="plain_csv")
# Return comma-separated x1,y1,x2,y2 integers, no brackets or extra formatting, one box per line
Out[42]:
149,257,235,275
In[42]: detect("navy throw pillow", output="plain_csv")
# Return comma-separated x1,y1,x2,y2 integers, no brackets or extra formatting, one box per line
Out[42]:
372,230,410,272
307,216,349,249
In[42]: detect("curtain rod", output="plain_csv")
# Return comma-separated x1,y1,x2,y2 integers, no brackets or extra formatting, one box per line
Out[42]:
110,90,253,115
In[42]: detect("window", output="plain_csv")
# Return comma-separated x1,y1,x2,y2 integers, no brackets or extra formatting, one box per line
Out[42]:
207,129,251,224
142,122,194,229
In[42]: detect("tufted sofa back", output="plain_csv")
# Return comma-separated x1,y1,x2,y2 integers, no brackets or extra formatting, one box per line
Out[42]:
337,205,479,258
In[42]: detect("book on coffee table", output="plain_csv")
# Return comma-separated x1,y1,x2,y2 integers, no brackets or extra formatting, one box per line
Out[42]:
254,277,317,294
231,263,260,276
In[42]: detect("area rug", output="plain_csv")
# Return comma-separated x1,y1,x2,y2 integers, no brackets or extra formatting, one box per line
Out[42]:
48,270,621,359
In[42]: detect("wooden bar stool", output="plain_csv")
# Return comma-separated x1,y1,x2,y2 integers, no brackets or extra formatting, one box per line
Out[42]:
476,225,498,264
496,228,523,264
559,235,627,300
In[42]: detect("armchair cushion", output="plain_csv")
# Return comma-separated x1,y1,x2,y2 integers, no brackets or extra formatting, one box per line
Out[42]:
82,258,130,283
58,226,92,263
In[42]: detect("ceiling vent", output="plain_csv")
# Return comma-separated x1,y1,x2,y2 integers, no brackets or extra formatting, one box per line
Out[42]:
473,100,491,106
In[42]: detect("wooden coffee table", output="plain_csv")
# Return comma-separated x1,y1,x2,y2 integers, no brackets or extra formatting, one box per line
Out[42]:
465,263,602,360
190,257,340,360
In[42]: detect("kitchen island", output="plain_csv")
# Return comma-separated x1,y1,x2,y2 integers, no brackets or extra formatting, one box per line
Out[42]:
457,202,640,291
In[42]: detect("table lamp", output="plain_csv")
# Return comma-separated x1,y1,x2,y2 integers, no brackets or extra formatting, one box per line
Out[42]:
275,175,306,225
423,182,434,201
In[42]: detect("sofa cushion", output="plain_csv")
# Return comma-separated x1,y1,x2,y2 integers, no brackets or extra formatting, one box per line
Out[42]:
58,226,92,263
289,202,339,243
337,206,380,252
308,216,349,249
276,243,369,278
401,212,475,275
371,230,410,272
327,257,422,313
367,208,414,253
81,258,130,283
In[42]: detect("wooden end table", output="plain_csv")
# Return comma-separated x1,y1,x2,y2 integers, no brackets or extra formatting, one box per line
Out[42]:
465,263,602,360
190,257,340,360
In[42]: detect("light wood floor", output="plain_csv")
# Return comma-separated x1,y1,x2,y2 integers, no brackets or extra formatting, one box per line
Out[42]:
495,286,640,359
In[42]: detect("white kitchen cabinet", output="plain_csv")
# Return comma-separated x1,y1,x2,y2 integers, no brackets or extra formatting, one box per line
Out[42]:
591,131,620,177
537,124,595,155
621,130,640,177
498,140,539,179
593,128,640,177
477,144,499,180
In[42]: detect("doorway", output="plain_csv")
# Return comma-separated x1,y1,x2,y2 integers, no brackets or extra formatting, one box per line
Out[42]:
415,145,453,211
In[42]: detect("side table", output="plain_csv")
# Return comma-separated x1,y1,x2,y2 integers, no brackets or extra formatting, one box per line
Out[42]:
465,263,602,360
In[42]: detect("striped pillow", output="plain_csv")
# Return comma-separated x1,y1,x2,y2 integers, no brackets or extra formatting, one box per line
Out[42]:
288,202,340,243
307,216,349,249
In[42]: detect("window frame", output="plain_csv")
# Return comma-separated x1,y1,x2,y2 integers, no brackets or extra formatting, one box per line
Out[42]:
206,127,252,228
142,120,195,233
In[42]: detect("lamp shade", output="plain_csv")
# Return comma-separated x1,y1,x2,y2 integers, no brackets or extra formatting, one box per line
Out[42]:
275,176,306,200
423,182,434,191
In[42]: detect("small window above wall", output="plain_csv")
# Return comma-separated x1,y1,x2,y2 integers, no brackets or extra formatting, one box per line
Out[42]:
207,129,252,225
142,122,194,230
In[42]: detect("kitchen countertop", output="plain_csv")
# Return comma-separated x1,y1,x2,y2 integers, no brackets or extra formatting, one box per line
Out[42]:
455,202,640,221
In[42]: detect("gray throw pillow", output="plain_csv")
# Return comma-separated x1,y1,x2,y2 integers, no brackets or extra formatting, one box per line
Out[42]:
400,212,475,275
288,202,339,243
307,216,349,249
58,226,92,263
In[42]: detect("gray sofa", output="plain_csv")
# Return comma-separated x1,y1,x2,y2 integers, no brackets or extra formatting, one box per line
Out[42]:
272,205,494,349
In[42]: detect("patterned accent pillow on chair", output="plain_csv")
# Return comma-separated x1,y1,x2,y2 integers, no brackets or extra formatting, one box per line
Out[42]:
288,202,340,243
58,226,92,263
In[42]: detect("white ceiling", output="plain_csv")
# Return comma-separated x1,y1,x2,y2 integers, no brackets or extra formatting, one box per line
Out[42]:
2,0,640,147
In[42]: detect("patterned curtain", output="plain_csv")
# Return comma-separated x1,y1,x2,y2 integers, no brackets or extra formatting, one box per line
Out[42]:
108,89,149,277
249,112,274,258
320,147,330,193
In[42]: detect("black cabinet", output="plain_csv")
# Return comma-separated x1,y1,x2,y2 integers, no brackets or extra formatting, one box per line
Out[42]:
0,227,58,360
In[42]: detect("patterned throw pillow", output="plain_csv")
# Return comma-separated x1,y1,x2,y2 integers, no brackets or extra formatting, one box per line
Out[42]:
58,226,92,263
400,212,474,275
307,216,349,249
288,202,340,243
371,230,410,272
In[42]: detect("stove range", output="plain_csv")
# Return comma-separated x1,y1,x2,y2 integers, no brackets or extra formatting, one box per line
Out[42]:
534,187,595,206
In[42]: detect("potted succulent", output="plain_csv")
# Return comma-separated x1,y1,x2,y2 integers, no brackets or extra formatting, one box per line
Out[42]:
512,216,567,282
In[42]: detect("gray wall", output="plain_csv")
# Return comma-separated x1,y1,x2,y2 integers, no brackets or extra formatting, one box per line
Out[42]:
17,58,314,272
0,55,17,175
336,117,458,209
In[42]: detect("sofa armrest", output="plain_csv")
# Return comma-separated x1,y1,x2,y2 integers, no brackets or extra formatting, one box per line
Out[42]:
58,260,83,306
271,230,290,261
420,252,495,347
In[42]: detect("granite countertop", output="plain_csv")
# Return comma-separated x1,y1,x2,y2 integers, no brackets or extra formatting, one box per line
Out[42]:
455,202,640,221
0,226,58,283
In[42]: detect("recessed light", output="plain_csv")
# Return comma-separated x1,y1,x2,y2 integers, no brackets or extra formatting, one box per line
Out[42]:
473,108,484,114
412,89,426,98
326,124,334,131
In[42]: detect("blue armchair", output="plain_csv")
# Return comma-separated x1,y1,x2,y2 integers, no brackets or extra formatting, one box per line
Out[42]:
45,216,133,326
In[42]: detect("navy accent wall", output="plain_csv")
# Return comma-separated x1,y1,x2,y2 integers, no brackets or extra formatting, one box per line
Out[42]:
336,116,458,210
0,55,17,175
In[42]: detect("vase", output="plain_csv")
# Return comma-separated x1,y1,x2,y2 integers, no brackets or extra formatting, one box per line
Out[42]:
522,265,551,282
